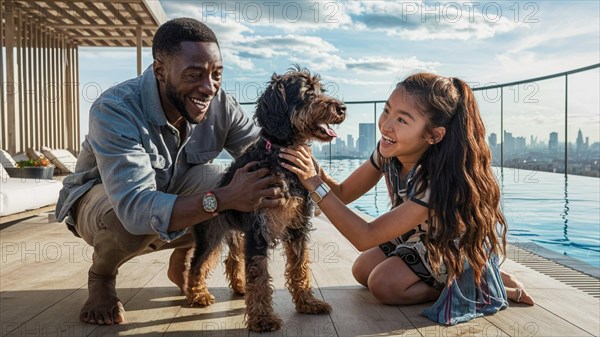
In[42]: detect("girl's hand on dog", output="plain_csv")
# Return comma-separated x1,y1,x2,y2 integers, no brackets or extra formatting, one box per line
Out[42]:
279,146,322,191
218,161,284,212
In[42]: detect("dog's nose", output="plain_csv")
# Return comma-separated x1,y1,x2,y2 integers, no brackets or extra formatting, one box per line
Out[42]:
336,104,347,116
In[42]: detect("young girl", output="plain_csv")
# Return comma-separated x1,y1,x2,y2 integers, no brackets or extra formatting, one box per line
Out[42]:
280,73,534,325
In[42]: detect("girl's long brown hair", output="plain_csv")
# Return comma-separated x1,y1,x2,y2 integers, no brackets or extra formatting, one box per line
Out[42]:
400,73,507,284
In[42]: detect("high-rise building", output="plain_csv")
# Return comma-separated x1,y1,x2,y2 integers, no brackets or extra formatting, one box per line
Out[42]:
530,135,538,147
576,129,585,153
516,136,526,152
549,132,559,152
489,133,497,147
347,134,355,151
358,123,376,157
504,131,515,154
311,143,322,157
332,138,346,156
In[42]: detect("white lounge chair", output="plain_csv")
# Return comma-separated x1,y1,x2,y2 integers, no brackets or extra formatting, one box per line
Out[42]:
0,160,62,223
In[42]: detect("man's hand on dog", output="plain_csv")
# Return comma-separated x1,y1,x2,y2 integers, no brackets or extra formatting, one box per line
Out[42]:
218,161,284,212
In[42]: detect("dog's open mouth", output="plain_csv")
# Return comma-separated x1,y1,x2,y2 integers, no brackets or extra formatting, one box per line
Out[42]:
319,124,337,138
312,123,340,142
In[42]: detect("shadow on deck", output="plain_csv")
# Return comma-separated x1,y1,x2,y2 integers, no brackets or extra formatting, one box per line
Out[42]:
0,213,598,337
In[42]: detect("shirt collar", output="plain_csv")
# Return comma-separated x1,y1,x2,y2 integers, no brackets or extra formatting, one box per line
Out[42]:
140,65,170,126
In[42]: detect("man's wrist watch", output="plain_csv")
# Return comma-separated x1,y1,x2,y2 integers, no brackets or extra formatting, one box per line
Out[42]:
309,182,330,204
202,191,218,213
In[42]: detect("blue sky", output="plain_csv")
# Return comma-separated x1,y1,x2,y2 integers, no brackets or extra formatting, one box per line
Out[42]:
78,0,600,144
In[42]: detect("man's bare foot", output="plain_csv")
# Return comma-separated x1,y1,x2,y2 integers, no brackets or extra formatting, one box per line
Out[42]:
167,248,191,295
80,271,125,325
501,270,535,306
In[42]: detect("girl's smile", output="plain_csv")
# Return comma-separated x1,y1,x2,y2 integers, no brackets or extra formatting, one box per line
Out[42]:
378,86,431,163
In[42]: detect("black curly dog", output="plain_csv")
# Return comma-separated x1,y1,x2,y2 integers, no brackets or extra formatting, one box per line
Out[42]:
186,67,346,332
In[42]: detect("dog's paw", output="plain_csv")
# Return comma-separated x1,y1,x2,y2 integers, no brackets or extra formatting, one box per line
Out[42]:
296,298,332,314
230,278,245,295
247,315,283,332
186,291,215,307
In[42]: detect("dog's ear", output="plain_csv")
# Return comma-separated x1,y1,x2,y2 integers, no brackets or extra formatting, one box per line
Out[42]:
255,75,293,141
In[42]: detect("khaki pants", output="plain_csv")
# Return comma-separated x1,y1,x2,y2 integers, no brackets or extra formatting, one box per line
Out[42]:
72,163,225,276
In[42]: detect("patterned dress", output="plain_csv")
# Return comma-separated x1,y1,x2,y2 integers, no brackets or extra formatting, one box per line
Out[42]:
369,144,508,325
369,145,448,290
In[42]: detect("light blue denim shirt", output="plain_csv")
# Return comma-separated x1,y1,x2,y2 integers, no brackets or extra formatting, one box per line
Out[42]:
56,65,258,241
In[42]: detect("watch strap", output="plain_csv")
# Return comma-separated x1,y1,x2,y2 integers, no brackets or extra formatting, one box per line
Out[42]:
309,182,330,204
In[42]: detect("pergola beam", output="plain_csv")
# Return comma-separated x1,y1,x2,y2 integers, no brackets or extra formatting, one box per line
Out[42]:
1,0,165,154
54,0,151,3
61,35,153,41
137,26,143,76
54,24,156,29
5,0,18,154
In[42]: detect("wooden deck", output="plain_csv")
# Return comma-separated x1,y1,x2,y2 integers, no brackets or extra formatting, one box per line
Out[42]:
1,213,598,337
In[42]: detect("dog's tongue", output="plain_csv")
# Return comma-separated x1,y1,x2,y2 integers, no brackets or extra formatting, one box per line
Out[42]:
319,124,337,137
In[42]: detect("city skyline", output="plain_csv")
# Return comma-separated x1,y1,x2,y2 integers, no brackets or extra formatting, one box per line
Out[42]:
489,129,597,149
316,126,600,154
289,90,600,149
312,124,599,177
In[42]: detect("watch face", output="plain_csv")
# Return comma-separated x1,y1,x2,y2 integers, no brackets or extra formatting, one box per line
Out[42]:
309,191,322,203
203,192,218,213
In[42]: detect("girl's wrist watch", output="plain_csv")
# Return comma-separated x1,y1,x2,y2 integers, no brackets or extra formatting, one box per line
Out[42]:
309,183,330,204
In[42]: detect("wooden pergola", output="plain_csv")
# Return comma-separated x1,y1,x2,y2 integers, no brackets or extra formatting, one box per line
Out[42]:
0,0,166,155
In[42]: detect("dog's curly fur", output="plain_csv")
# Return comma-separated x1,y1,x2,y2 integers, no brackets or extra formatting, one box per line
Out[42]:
186,67,346,332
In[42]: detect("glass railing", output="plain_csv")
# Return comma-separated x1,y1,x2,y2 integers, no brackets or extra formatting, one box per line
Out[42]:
240,64,600,178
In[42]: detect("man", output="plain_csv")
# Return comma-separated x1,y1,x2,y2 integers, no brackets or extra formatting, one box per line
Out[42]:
55,18,282,325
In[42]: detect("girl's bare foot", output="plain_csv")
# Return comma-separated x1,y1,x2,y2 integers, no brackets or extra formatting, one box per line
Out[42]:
501,270,535,306
80,271,125,325
505,286,535,305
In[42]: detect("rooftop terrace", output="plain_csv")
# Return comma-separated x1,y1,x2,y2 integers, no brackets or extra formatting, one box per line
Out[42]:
1,212,598,337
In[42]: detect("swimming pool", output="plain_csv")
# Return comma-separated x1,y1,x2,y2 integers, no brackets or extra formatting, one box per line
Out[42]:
319,159,600,268
214,158,599,268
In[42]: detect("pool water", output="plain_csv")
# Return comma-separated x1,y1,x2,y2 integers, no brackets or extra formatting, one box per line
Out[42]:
214,158,600,268
319,160,600,268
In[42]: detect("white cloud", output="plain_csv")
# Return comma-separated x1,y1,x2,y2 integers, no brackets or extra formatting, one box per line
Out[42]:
492,50,599,83
289,53,347,72
243,35,339,53
343,1,520,40
506,23,599,54
221,34,344,71
221,49,255,70
162,2,253,41
165,0,353,32
79,49,138,60
322,75,390,86
165,1,520,40
223,31,440,75
74,1,600,143
159,1,523,75
78,48,154,73
345,56,440,74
